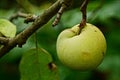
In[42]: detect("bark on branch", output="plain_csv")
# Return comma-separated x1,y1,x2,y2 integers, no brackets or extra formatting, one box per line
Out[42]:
0,0,81,58
0,37,9,45
0,0,62,57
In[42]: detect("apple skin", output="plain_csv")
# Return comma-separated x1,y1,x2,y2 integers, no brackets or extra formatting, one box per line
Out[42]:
56,23,107,70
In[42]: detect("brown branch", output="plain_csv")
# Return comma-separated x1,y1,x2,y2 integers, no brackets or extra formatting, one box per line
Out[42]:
52,3,67,26
0,0,77,58
79,0,89,28
0,37,9,45
9,11,28,21
52,0,73,26
24,14,37,23
0,0,61,57
9,11,37,23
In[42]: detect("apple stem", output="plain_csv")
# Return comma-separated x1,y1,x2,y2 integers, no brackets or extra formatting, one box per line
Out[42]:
79,0,89,28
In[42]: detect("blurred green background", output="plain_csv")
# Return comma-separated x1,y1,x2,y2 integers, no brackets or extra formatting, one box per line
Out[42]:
0,0,120,80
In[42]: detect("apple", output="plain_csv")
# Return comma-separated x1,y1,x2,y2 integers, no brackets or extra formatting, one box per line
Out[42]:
56,23,106,70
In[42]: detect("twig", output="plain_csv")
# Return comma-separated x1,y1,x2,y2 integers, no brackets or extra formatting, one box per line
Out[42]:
9,11,28,21
52,3,67,26
9,11,37,23
0,0,75,58
52,0,73,26
24,14,37,23
0,0,62,58
79,0,89,28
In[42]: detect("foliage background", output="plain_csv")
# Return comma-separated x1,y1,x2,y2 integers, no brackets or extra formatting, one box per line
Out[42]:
0,0,120,80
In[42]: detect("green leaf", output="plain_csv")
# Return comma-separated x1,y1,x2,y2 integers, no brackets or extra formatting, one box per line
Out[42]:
0,19,16,38
19,48,59,80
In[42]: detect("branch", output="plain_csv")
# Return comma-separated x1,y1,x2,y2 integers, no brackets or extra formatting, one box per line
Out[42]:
9,11,28,21
79,0,89,28
24,14,37,23
0,0,61,57
52,0,73,26
0,37,9,45
52,3,67,26
0,0,72,58
9,11,37,23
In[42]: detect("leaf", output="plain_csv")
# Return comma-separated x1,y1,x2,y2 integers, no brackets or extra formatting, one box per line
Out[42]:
19,48,59,80
0,19,16,38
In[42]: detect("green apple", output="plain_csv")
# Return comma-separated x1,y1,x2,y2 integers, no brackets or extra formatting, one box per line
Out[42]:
56,23,106,70
0,19,16,38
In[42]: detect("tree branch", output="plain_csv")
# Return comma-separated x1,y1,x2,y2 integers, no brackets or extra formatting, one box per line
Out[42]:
0,37,9,45
9,11,28,21
52,0,73,26
0,0,61,57
9,11,37,23
0,0,73,58
52,3,67,26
